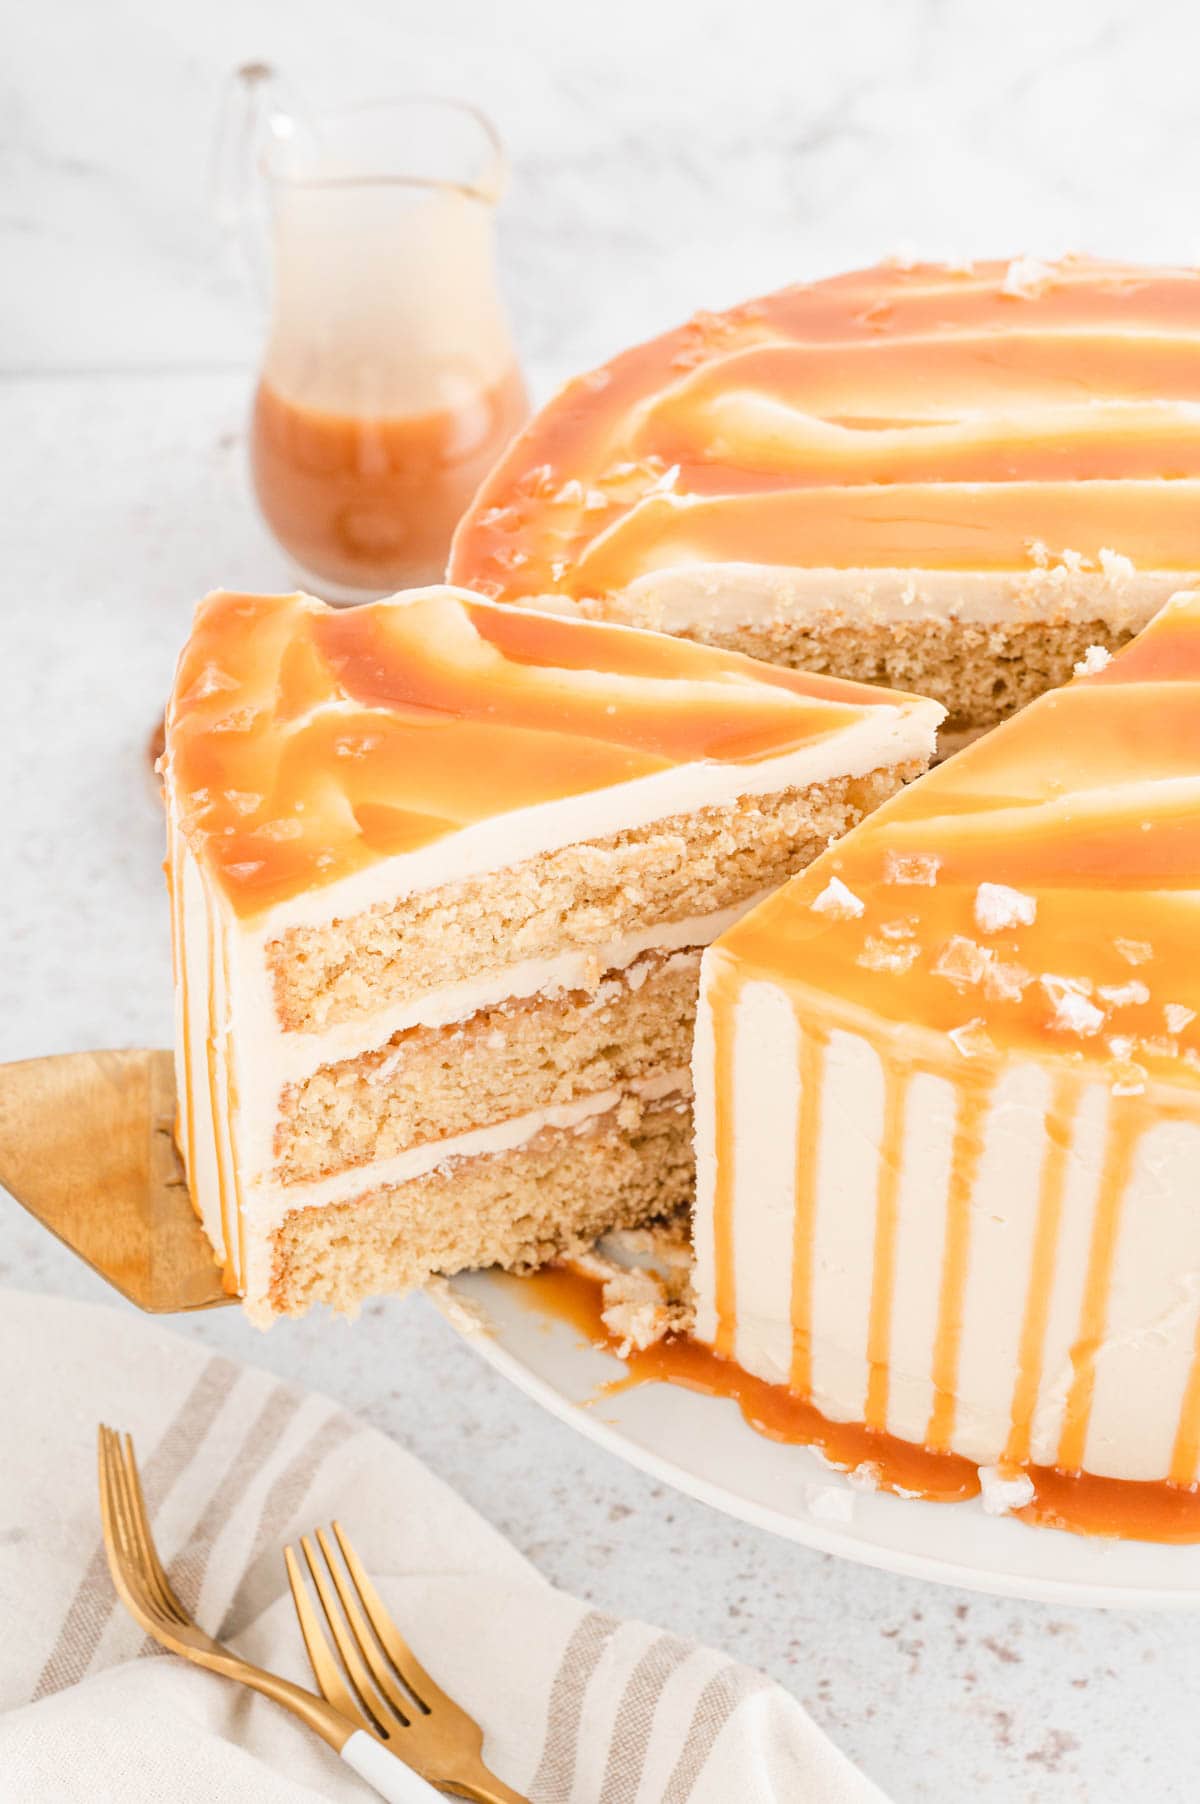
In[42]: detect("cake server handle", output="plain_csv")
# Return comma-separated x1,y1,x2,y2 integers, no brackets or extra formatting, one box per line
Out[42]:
340,1729,446,1800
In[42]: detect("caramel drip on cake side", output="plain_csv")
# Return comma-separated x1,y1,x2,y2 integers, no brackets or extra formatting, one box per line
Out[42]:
1168,1310,1200,1484
787,1010,828,1396
707,961,741,1360
1003,1073,1081,1467
1055,1103,1147,1474
220,915,248,1293
926,1076,995,1452
786,1017,822,1392
863,1062,910,1432
168,832,196,1184
448,257,1200,600
203,896,236,1288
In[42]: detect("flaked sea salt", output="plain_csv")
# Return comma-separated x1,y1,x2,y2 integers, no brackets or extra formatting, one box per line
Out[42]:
1115,938,1153,966
1042,976,1106,1036
1074,644,1112,678
931,936,993,990
1098,980,1150,1008
1165,1003,1196,1035
973,882,1037,934
884,850,941,887
811,876,865,921
949,1018,996,1059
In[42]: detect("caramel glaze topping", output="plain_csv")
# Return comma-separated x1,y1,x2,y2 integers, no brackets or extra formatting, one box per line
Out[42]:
449,258,1200,600
715,588,1200,1092
164,586,916,918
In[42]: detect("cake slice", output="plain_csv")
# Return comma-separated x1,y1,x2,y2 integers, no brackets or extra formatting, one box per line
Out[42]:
693,589,1200,1492
163,585,941,1321
449,257,1200,748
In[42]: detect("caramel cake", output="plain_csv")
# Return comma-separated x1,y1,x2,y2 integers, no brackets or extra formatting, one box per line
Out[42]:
448,256,1200,746
162,585,941,1320
691,589,1200,1516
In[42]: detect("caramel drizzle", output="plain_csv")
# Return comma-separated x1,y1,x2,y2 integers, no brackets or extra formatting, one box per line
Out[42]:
788,1012,829,1396
1169,1316,1200,1485
219,915,248,1293
863,1062,910,1431
168,832,195,1184
204,896,237,1292
926,1076,994,1451
1056,1103,1145,1473
1003,1074,1080,1467
708,962,740,1360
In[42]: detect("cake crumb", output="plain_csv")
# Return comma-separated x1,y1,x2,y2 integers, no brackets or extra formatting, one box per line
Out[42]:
807,1485,856,1523
974,882,1037,934
575,1249,693,1355
811,876,865,920
978,1465,1036,1516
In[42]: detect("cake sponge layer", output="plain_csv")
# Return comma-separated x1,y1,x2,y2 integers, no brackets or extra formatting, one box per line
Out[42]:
268,764,918,1033
668,617,1135,737
275,947,700,1184
268,1096,693,1315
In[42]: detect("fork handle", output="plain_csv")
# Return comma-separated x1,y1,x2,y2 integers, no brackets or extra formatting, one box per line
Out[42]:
340,1730,445,1801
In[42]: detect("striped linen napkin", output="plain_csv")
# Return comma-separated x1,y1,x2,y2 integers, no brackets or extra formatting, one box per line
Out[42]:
0,1289,884,1803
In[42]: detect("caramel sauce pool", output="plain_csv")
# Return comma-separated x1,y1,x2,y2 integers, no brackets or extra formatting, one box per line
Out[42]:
510,1264,1200,1543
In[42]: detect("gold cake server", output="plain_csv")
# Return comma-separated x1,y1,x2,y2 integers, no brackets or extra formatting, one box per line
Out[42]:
0,1048,231,1312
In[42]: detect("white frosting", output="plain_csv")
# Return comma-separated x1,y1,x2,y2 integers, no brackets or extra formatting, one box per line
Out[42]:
692,970,1200,1485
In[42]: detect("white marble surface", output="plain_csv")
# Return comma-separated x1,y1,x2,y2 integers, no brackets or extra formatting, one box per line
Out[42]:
6,2,1200,1797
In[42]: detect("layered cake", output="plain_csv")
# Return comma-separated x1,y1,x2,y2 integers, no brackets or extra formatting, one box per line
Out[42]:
163,585,941,1320
692,589,1200,1498
449,256,1200,745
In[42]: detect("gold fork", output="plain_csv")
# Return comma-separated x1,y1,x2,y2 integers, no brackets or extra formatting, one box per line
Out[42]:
98,1427,445,1801
285,1522,527,1803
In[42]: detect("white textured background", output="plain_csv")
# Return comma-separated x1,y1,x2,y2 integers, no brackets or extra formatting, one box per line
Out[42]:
5,2,1200,1797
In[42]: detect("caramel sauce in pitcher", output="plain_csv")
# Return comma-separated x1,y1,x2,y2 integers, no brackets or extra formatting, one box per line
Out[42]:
251,365,528,592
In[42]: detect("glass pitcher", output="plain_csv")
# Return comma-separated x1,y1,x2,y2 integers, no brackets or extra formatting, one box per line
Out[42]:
217,67,529,599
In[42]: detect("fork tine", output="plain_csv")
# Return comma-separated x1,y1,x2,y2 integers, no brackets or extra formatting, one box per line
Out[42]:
284,1546,372,1734
116,1432,188,1624
98,1428,159,1636
299,1533,400,1736
330,1522,454,1716
314,1527,425,1722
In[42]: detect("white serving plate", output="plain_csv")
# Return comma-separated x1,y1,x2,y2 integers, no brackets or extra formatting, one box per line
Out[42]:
440,1269,1200,1609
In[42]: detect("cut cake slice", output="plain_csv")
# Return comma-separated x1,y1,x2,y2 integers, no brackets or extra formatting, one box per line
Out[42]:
450,257,1200,747
163,585,942,1320
693,589,1200,1489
